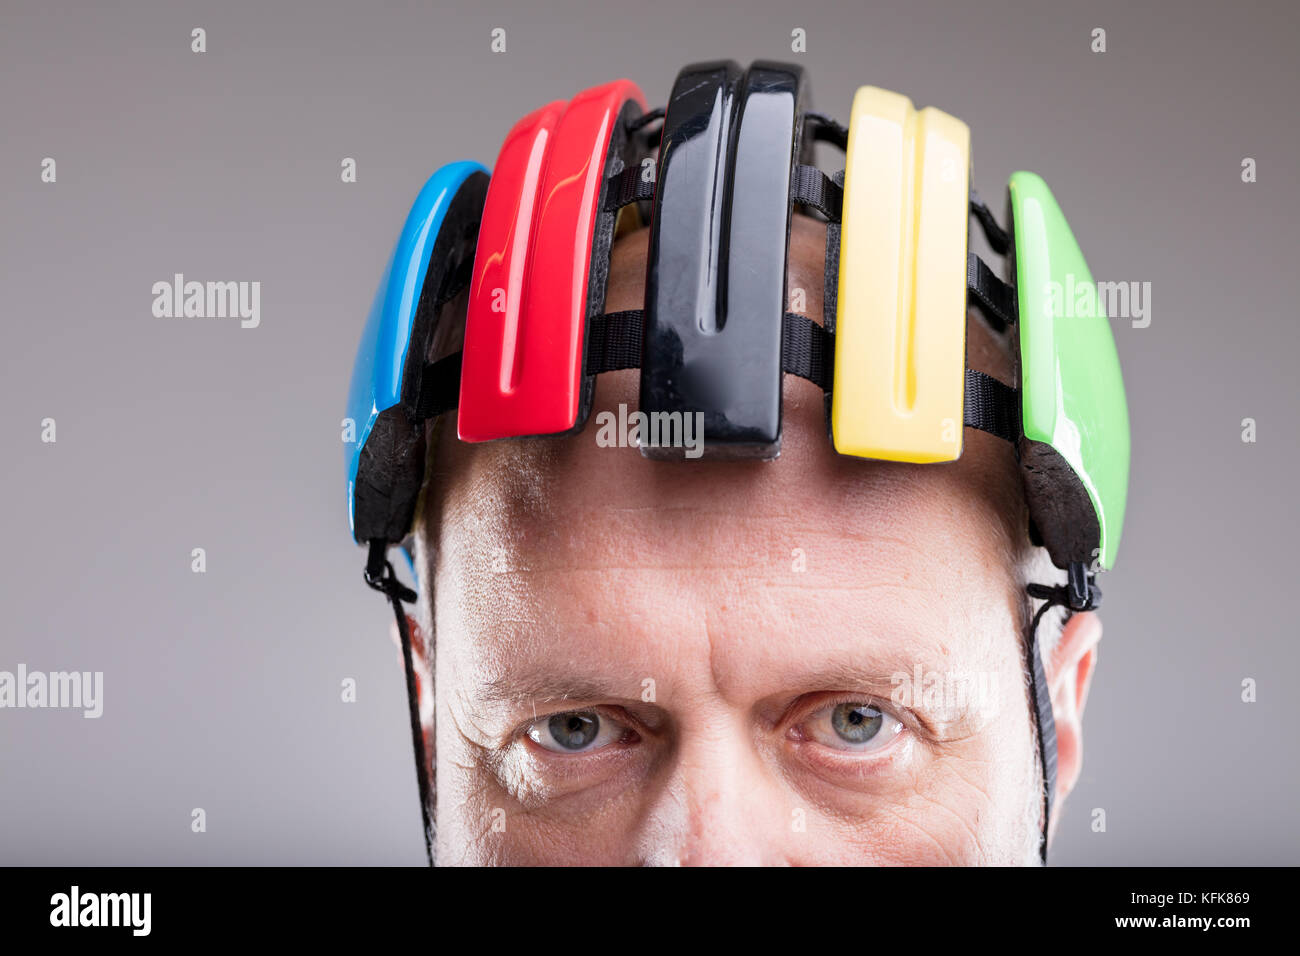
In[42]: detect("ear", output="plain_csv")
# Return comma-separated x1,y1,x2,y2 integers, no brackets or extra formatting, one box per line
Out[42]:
390,614,434,770
1045,611,1102,821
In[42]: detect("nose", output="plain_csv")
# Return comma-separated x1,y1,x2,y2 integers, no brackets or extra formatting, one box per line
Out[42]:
638,726,782,866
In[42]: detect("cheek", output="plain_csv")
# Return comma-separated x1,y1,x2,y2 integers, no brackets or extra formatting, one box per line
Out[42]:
785,739,1038,865
433,713,650,865
899,701,1041,865
432,721,500,866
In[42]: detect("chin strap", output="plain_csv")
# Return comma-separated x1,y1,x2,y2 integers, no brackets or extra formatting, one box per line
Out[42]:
1025,560,1101,865
365,539,434,867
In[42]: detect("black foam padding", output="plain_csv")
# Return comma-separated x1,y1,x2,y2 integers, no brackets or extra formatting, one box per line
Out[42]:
1018,438,1103,570
352,403,428,545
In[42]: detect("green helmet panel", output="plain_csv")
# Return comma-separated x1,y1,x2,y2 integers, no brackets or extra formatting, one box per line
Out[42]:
1009,171,1130,571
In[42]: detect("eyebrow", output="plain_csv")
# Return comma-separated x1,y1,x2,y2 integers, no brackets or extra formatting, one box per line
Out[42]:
473,654,921,703
475,673,637,707
791,661,928,693
471,647,994,732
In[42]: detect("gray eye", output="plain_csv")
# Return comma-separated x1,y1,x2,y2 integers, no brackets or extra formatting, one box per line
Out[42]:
805,700,903,752
548,712,599,750
831,703,884,743
526,710,626,754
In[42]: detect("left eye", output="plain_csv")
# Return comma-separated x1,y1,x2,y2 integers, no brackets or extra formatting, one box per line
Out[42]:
804,701,904,752
526,710,628,754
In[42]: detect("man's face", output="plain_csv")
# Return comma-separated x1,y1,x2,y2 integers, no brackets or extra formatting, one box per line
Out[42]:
420,216,1049,865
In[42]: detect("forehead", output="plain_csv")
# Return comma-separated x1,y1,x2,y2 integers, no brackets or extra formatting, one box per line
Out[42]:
422,217,1026,692
430,437,1023,700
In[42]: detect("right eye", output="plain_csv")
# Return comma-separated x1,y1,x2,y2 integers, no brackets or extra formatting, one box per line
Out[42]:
526,710,628,754
801,701,905,753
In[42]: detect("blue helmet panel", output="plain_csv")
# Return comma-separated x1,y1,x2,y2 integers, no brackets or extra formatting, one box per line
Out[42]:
346,161,488,543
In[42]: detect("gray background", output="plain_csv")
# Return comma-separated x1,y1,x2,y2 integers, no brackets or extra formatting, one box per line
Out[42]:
1,0,1296,865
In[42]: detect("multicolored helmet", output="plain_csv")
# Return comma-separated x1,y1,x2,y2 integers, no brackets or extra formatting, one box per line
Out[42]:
344,61,1131,864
